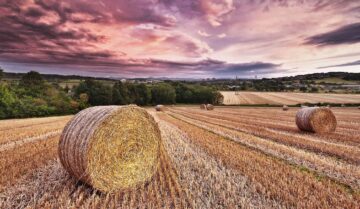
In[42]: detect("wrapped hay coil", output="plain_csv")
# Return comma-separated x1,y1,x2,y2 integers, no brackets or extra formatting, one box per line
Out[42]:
295,107,337,133
206,104,214,110
59,105,161,192
155,105,165,111
200,104,206,110
282,105,289,111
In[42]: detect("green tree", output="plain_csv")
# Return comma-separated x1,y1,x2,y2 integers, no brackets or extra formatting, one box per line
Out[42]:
0,85,17,118
128,84,151,105
0,68,3,81
74,80,112,106
151,83,176,104
300,86,307,92
310,87,319,92
112,82,130,105
20,71,44,87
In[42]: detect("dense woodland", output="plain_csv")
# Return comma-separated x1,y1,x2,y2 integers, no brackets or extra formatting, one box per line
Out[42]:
0,70,221,119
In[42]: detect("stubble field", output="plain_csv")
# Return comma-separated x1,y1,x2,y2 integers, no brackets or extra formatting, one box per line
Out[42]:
220,91,360,105
0,106,359,208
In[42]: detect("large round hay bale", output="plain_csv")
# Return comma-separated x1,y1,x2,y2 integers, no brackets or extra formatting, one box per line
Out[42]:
155,105,165,111
200,104,206,110
59,105,161,192
295,107,337,133
206,104,214,110
282,105,289,111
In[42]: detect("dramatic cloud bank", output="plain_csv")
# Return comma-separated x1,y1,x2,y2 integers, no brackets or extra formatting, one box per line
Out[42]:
0,0,359,78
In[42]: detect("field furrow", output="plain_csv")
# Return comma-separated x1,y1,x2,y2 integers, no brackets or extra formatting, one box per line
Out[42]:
0,146,191,209
165,111,360,190
0,117,71,145
170,109,360,164
0,136,59,190
153,112,281,208
158,113,360,208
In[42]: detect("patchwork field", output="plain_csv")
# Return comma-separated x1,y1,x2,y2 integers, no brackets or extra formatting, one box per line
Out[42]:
1,106,359,208
220,91,360,105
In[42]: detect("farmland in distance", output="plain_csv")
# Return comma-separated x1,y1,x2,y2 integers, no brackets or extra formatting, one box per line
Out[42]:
220,91,360,105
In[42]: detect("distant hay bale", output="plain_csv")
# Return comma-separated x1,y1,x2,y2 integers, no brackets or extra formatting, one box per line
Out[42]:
200,104,206,110
155,105,166,111
341,104,345,107
59,105,161,192
326,105,331,108
295,107,337,133
301,105,308,108
282,105,289,111
206,104,214,110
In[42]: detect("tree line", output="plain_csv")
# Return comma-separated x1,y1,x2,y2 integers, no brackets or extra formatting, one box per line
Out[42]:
0,70,222,119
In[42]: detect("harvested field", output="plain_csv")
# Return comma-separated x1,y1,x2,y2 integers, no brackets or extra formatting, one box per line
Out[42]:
220,91,360,105
1,106,360,208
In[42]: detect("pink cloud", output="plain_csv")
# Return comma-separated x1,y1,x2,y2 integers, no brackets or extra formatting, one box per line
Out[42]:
0,0,359,78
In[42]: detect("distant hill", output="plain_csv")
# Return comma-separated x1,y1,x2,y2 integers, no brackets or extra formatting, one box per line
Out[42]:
276,72,360,82
1,70,359,83
2,71,118,81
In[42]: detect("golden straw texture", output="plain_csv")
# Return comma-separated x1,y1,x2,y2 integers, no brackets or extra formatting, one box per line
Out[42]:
206,104,214,110
58,105,161,192
282,105,289,111
155,105,165,111
295,107,337,133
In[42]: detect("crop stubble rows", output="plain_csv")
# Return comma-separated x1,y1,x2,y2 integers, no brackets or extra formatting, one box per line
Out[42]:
1,108,360,208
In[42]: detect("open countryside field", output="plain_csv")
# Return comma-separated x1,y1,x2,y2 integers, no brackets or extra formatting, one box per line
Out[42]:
220,91,360,105
1,106,360,208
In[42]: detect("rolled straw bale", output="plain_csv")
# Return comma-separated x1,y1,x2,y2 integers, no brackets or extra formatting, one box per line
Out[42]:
295,107,337,133
206,104,214,110
59,105,161,192
155,105,165,111
282,105,289,111
200,104,206,110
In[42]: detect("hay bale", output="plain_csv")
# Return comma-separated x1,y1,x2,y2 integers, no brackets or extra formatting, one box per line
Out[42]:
295,107,337,133
155,105,165,111
282,105,289,111
206,104,214,110
59,105,161,192
200,104,206,110
341,104,345,107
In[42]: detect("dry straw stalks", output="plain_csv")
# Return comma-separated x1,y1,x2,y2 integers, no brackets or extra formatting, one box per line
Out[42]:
296,107,337,133
155,105,166,111
282,105,289,111
59,105,161,192
206,104,214,110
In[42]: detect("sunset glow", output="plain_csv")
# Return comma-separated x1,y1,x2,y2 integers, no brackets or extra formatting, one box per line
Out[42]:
0,0,359,78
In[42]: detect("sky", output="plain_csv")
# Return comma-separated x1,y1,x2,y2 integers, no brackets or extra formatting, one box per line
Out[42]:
0,0,359,79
